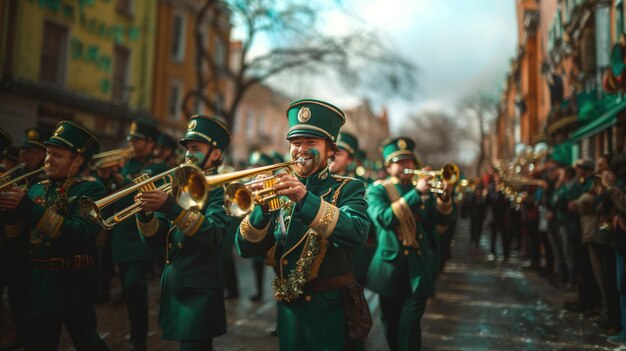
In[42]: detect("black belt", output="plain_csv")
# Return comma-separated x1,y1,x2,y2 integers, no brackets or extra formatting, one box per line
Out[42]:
31,255,94,270
303,272,356,294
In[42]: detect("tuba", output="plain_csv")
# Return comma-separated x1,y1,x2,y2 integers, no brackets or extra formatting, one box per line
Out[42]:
80,163,208,230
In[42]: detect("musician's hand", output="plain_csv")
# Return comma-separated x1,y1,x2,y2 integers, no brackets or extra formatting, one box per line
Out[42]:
0,189,26,210
415,175,432,193
275,173,307,206
135,190,169,212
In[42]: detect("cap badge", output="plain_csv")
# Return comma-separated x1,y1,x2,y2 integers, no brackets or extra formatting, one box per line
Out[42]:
297,107,311,123
188,119,198,131
397,139,407,150
27,129,39,140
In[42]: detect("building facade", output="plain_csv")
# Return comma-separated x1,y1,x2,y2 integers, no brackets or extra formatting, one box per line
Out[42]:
0,0,158,149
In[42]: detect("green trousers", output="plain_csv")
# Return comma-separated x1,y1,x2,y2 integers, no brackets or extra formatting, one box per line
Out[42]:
379,294,428,351
27,304,110,351
119,261,151,342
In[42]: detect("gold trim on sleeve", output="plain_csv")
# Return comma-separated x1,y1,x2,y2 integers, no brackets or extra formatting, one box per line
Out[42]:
173,209,204,237
137,215,159,237
35,208,64,239
309,200,340,238
239,215,270,243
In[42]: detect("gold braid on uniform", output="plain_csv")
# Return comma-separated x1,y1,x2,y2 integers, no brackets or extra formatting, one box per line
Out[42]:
172,209,204,237
272,229,327,303
272,181,347,302
390,197,418,247
34,208,64,239
137,215,159,237
239,215,270,243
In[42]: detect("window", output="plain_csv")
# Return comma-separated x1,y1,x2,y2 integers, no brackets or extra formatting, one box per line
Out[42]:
246,111,255,138
39,21,68,85
112,45,130,103
168,81,183,121
171,12,186,62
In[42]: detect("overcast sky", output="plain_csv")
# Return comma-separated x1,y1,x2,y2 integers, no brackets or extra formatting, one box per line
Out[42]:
235,0,518,135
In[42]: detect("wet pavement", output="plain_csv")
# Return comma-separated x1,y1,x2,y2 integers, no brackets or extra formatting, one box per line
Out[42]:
0,218,621,350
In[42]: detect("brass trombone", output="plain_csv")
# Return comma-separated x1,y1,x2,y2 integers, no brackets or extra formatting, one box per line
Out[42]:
89,147,132,170
80,163,208,230
219,158,305,217
403,163,460,193
0,166,47,192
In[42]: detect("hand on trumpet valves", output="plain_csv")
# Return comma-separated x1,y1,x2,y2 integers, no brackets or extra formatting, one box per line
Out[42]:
135,190,169,213
274,173,307,205
0,188,26,210
414,166,433,193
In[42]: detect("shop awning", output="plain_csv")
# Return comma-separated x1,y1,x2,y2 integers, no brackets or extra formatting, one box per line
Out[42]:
569,99,626,142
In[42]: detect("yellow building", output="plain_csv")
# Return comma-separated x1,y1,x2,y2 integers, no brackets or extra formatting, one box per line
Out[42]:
0,0,157,148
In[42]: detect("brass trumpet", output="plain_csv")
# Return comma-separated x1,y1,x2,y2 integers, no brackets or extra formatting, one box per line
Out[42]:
89,147,132,170
80,163,208,230
0,166,47,192
219,158,305,217
403,163,460,193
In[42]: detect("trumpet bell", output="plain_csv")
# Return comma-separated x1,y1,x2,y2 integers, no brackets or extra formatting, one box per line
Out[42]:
442,163,460,184
172,164,208,210
224,183,254,217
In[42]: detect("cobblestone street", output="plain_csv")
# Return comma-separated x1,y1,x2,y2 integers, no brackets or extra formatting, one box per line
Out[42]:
0,219,619,350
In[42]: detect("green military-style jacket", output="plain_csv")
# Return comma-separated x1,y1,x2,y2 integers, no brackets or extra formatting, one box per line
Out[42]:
112,157,168,263
6,176,105,315
137,168,231,341
366,178,452,298
235,167,370,350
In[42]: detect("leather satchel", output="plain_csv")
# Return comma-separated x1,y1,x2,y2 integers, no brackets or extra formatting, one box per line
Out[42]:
341,283,373,341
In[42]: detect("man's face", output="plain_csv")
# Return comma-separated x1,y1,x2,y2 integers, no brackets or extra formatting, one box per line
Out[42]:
128,138,154,158
185,141,212,169
289,137,331,177
45,146,82,181
19,147,46,171
386,159,417,182
329,149,352,174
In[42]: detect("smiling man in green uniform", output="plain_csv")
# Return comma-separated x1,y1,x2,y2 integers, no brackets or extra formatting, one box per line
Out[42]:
366,137,453,351
105,120,168,351
133,115,232,351
235,99,372,350
0,121,110,350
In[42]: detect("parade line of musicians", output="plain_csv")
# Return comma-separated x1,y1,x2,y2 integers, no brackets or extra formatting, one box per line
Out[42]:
1,98,625,351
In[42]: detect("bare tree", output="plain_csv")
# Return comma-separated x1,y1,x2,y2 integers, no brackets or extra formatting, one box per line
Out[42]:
457,94,499,175
183,0,417,127
407,111,463,168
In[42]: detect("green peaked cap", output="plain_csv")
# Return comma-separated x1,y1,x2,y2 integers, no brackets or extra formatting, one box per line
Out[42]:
337,132,359,156
127,119,160,141
45,121,100,160
180,114,232,151
286,99,346,142
380,136,420,166
249,151,274,166
0,129,12,152
20,127,52,150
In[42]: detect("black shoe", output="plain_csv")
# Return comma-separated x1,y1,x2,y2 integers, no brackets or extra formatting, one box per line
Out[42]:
129,339,146,351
